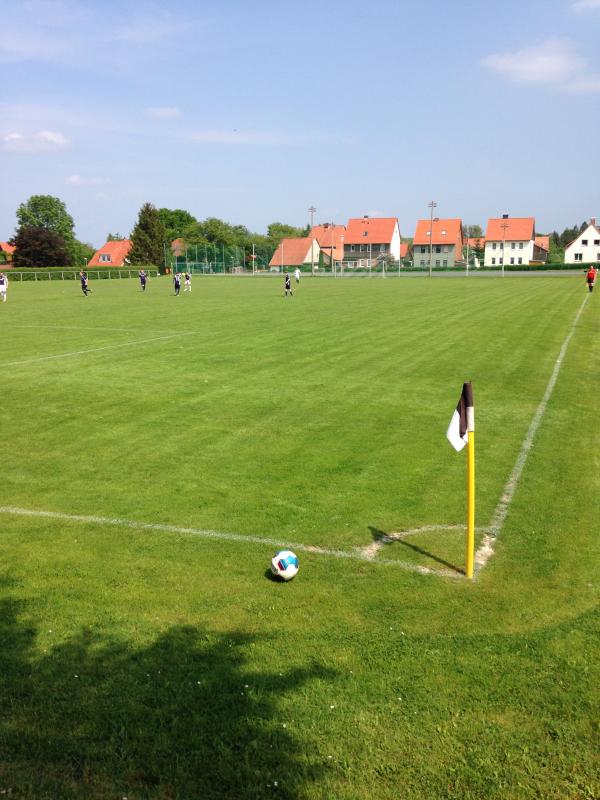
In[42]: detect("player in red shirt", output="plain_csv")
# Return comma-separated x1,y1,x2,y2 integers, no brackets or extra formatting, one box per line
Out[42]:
586,266,597,293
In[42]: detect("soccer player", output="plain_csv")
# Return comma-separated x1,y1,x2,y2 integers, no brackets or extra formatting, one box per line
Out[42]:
173,272,181,296
0,272,7,303
586,265,597,293
284,271,293,297
294,267,301,284
184,272,191,292
139,269,147,291
79,271,91,296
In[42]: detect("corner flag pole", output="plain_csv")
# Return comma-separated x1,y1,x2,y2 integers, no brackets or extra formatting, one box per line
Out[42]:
446,381,475,579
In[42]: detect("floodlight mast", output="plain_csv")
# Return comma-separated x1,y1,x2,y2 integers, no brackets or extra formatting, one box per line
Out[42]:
501,221,509,278
428,200,437,278
309,206,316,275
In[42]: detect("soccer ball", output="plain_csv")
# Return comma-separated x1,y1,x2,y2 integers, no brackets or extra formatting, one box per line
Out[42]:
271,550,299,581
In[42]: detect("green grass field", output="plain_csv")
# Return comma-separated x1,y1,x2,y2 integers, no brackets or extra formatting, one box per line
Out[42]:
0,275,598,799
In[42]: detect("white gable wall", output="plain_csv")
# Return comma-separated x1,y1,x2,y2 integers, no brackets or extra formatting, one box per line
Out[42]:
564,224,600,263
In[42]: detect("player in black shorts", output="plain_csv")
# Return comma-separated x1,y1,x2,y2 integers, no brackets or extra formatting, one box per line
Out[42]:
139,269,147,291
173,272,181,296
79,271,91,296
284,271,293,297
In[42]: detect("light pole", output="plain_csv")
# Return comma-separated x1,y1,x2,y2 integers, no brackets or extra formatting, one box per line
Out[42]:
309,205,316,275
501,221,509,278
428,200,437,278
340,235,344,277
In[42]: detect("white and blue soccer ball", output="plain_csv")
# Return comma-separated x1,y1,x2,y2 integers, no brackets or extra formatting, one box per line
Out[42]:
271,550,299,581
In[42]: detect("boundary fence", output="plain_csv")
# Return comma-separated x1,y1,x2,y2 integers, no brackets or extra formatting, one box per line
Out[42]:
5,269,160,282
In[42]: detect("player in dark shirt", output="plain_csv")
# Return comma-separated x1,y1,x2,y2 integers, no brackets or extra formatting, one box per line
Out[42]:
173,272,181,296
284,271,293,297
139,270,147,291
79,271,91,296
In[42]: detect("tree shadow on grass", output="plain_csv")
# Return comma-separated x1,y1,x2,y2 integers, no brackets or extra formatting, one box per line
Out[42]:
0,583,333,799
368,526,464,575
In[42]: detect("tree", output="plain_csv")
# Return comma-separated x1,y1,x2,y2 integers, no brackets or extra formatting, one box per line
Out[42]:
157,209,197,243
128,203,166,266
267,222,305,247
16,195,75,243
107,232,126,241
464,224,483,238
12,226,69,268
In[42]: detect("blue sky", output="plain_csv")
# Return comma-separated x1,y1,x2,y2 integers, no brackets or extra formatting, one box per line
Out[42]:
1,0,599,246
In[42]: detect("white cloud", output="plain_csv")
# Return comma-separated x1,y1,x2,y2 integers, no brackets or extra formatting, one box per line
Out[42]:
3,130,70,152
572,0,600,10
482,38,600,93
146,106,181,119
66,175,110,186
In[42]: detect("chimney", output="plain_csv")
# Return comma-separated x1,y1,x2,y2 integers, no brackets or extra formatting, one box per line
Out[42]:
502,213,509,219
591,217,596,227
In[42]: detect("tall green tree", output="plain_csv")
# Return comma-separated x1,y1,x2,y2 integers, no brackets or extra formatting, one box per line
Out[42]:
157,209,197,243
12,226,69,268
128,203,166,266
16,195,75,243
267,222,305,247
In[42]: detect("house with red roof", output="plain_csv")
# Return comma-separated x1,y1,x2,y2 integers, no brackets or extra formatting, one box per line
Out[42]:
268,237,321,270
88,240,133,267
343,217,401,268
484,215,547,266
564,218,600,264
400,241,411,261
412,218,464,268
310,224,346,265
0,241,15,266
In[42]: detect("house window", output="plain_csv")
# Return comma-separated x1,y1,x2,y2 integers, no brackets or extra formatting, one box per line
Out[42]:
442,260,447,266
582,239,588,246
380,244,385,252
499,257,503,264
492,242,497,250
363,231,368,237
420,260,426,266
435,246,441,253
510,257,515,265
435,260,440,266
492,258,496,265
574,253,583,262
511,242,516,249
594,239,600,245
360,244,366,252
518,257,522,264
420,247,426,253
441,230,447,235
99,254,111,262
426,230,431,236
519,242,523,249
349,245,355,252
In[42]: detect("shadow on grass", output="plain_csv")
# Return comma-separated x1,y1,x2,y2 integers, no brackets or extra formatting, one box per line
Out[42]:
368,526,464,575
0,584,333,799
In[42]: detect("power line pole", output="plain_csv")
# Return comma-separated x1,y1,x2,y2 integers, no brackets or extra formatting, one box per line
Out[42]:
309,206,316,275
428,200,437,278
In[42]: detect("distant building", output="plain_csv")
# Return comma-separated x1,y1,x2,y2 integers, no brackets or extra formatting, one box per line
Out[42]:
342,217,401,267
400,241,411,261
484,216,547,267
269,237,321,270
0,241,15,266
88,240,133,267
171,238,185,258
310,224,346,266
564,220,600,264
412,218,464,268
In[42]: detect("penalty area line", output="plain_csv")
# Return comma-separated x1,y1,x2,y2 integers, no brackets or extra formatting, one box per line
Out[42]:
0,505,454,577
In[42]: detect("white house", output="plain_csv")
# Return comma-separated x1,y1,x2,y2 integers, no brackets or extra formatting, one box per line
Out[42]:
564,219,600,264
342,217,401,267
483,215,547,267
269,237,321,270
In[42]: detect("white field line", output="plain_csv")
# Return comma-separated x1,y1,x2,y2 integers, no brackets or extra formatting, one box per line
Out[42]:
5,324,136,333
474,292,590,573
0,505,455,577
0,331,196,367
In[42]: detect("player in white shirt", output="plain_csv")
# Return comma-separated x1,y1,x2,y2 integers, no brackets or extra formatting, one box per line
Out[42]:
294,267,301,284
0,272,7,303
184,272,191,292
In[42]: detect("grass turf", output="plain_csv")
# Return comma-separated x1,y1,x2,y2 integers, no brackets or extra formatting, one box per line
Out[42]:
0,274,598,799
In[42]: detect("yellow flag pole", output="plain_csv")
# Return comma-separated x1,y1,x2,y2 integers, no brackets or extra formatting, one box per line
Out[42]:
466,430,475,579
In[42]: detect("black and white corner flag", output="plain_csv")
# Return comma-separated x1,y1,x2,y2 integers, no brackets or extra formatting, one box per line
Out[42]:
446,382,474,452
